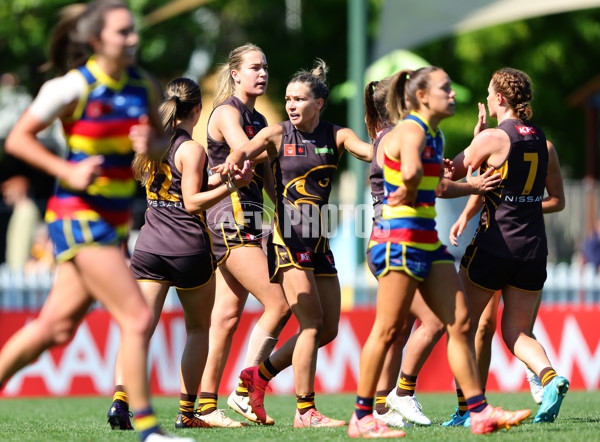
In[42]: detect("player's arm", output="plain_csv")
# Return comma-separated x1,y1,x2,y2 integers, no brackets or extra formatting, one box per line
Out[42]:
335,126,373,162
177,139,252,214
452,129,505,180
209,104,270,163
386,122,424,206
449,194,484,246
5,74,103,191
215,124,282,174
542,140,565,214
436,165,500,198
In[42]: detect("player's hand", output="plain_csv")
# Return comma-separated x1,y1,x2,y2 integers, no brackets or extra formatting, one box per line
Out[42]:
232,160,254,188
474,102,487,136
386,185,416,207
449,214,468,247
443,158,455,180
129,115,165,160
61,155,104,191
466,165,501,194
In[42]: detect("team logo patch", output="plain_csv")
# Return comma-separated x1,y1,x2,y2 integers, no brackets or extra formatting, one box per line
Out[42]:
296,251,312,263
515,125,536,135
244,233,258,242
87,100,113,118
423,146,434,159
284,144,307,156
245,126,256,137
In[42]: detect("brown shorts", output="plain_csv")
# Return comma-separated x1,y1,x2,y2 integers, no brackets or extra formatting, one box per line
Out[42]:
130,249,215,289
460,245,546,292
267,243,337,282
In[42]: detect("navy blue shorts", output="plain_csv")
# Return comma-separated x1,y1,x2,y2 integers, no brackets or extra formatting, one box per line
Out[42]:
368,241,455,281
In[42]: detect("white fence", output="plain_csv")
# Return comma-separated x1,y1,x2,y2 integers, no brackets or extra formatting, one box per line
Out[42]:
1,260,599,311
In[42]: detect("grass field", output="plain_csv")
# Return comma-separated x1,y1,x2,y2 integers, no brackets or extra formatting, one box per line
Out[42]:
1,391,599,441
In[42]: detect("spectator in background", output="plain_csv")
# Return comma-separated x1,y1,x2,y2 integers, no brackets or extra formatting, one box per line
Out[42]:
583,219,600,272
24,223,55,275
1,175,41,271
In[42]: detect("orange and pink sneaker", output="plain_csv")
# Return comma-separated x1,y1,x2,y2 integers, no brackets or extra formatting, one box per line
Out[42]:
294,408,346,428
348,412,406,438
470,404,531,434
239,366,269,424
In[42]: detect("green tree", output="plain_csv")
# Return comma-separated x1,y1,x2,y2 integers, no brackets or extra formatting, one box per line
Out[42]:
415,8,600,178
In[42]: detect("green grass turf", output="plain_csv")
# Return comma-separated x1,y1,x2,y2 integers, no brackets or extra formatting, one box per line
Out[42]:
0,391,599,441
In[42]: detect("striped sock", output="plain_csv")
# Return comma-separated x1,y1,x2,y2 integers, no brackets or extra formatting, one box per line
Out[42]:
113,385,128,404
466,394,488,413
539,367,557,387
258,358,279,381
395,372,417,397
457,389,468,415
197,392,218,416
296,392,316,415
179,393,196,414
235,378,249,397
355,395,374,420
374,390,390,414
133,407,160,441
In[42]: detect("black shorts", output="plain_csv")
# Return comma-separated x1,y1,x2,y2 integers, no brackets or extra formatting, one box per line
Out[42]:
209,223,263,264
460,245,546,292
130,249,216,289
267,243,337,282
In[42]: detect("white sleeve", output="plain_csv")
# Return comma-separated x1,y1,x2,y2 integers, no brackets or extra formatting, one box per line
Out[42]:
28,71,86,124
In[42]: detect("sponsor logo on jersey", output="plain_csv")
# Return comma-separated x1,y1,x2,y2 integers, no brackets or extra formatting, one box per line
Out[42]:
245,126,256,137
296,251,312,263
515,125,537,135
504,194,544,203
301,139,316,143
325,254,335,265
284,144,307,156
315,146,335,155
147,199,183,208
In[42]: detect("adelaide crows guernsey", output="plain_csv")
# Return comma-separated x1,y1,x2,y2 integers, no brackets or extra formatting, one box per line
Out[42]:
45,56,153,261
272,120,338,252
134,129,212,256
472,118,548,260
370,111,444,251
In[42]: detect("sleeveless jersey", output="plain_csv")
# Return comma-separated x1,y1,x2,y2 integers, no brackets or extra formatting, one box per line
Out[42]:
370,111,443,251
272,120,338,252
134,129,212,256
471,118,548,259
45,56,152,237
370,126,394,222
206,96,268,237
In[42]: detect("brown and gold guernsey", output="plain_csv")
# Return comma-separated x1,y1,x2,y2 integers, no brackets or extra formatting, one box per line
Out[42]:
134,129,212,256
472,118,548,260
206,96,268,260
271,120,339,252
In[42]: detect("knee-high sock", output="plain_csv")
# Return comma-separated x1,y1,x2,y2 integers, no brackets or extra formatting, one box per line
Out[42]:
244,325,278,367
